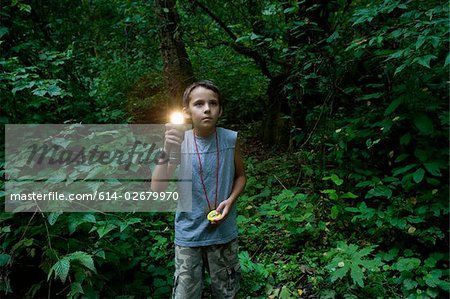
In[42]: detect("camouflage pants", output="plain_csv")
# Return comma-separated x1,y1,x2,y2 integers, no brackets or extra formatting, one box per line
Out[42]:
172,239,241,299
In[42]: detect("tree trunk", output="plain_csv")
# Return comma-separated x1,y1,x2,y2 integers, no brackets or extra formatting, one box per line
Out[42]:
261,75,291,148
155,0,195,110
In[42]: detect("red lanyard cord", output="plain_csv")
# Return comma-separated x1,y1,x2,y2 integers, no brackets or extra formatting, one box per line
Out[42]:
193,128,220,211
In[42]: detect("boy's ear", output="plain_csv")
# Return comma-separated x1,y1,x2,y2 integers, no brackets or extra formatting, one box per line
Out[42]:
182,107,191,119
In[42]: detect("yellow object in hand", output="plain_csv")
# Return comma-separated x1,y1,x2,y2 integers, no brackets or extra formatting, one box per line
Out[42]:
207,210,221,222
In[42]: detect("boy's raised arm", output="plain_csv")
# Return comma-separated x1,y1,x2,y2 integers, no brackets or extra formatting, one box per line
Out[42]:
151,124,184,192
150,154,178,192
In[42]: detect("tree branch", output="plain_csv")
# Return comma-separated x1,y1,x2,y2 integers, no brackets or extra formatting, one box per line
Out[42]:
192,0,273,79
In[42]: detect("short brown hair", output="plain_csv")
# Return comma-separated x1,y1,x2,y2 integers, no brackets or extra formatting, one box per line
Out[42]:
182,80,221,108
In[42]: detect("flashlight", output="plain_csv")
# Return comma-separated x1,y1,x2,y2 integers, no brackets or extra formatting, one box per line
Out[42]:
170,112,184,125
168,111,185,164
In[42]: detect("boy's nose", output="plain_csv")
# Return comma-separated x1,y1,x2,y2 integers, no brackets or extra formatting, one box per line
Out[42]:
204,104,211,113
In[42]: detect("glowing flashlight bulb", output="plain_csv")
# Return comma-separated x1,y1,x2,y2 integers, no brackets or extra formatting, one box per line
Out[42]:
170,112,184,125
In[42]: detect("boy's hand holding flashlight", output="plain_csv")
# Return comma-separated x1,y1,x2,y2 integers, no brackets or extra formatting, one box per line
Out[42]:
164,112,186,164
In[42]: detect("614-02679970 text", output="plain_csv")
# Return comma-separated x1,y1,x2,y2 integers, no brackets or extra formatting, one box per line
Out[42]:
97,191,178,201
9,191,179,202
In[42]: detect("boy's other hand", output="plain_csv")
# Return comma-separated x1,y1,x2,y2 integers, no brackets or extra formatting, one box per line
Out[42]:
164,123,184,153
210,199,232,225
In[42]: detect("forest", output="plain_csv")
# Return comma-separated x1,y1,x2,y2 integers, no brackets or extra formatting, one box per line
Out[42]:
0,0,449,298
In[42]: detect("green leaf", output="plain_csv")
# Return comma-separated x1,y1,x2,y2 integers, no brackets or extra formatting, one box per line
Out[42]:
415,35,427,50
331,206,339,219
235,35,250,43
283,7,296,14
386,49,406,60
83,214,96,223
331,174,343,186
68,282,84,298
0,254,11,267
119,217,141,232
399,133,411,145
279,285,292,299
357,245,376,257
424,162,441,176
424,269,444,287
331,265,349,282
366,185,392,199
414,148,430,162
414,113,434,135
392,163,417,176
321,189,339,200
340,192,358,199
48,258,70,283
394,63,407,76
395,258,421,271
403,278,418,290
48,211,63,225
0,27,8,39
413,54,437,68
273,189,295,201
412,168,425,183
93,250,105,259
444,52,450,67
47,85,62,97
394,154,409,163
345,207,360,213
350,265,364,287
357,92,384,101
323,174,343,186
384,98,402,115
32,88,48,97
68,214,92,235
355,180,373,188
67,251,97,273
406,216,425,224
93,223,116,239
326,31,340,43
153,278,166,288
18,3,31,12
249,33,263,40
360,258,382,271
262,4,278,16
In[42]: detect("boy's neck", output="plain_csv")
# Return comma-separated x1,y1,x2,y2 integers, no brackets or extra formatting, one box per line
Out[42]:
194,127,217,138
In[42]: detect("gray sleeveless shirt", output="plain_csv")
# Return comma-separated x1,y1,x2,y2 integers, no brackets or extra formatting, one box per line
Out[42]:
175,127,238,246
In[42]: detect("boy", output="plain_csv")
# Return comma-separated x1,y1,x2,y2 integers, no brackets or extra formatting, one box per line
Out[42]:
151,80,246,298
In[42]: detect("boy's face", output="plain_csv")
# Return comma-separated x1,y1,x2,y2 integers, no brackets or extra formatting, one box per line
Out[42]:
183,86,222,133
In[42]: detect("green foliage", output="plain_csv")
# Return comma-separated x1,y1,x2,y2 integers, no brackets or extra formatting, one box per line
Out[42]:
326,242,382,288
48,251,97,284
1,0,448,298
1,0,163,124
0,211,175,298
239,251,270,295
